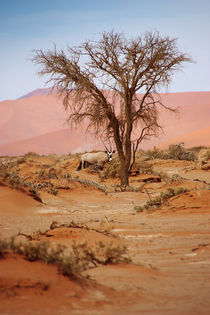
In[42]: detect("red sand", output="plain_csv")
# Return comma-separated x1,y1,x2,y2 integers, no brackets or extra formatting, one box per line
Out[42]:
0,154,210,314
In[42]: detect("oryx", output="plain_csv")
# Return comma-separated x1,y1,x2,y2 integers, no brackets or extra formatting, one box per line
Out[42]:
76,150,115,171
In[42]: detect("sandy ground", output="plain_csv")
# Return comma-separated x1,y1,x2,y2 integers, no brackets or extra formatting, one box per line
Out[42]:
0,154,210,314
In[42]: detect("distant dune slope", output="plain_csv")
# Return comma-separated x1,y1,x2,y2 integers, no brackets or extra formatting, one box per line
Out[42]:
159,126,210,149
17,87,57,100
0,128,101,156
0,95,68,146
0,90,209,155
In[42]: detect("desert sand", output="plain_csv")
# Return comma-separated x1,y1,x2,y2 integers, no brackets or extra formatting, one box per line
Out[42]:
0,151,210,314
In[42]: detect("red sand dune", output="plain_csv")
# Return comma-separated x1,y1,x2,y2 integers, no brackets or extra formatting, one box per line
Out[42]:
144,92,210,149
0,94,68,146
0,90,209,155
0,128,101,156
159,126,210,149
18,87,56,99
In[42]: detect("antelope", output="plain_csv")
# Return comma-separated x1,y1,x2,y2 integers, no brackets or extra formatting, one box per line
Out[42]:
77,138,116,171
77,150,115,171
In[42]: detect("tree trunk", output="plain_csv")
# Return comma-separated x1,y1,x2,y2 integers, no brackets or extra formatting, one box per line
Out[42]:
120,159,130,186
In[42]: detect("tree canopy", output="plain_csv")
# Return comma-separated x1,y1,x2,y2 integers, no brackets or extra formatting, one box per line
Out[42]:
32,30,192,186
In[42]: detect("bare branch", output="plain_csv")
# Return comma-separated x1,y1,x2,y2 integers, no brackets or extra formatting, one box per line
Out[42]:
32,30,192,186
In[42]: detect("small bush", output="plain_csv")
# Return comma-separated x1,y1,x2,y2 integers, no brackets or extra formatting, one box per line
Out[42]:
132,161,153,174
188,146,208,153
101,158,121,178
102,158,153,179
146,148,170,160
146,144,197,161
134,187,190,212
3,172,24,188
203,150,210,161
24,152,40,157
29,185,42,202
86,164,103,174
0,237,131,278
168,143,196,161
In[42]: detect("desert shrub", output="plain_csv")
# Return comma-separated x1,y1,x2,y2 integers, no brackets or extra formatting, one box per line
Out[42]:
203,150,210,161
69,241,130,272
134,187,190,212
47,168,58,179
159,187,189,200
188,146,208,153
1,163,57,199
152,170,174,183
96,241,130,264
146,144,197,161
132,161,153,174
0,237,131,278
102,158,153,179
145,148,170,160
38,169,45,178
101,157,121,178
51,187,59,195
29,184,42,202
24,152,40,157
11,157,26,166
196,149,210,169
168,143,197,161
0,157,26,176
86,164,103,174
3,172,25,188
64,173,108,193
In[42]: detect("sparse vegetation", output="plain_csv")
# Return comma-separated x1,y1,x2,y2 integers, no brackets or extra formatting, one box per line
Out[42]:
146,143,197,161
132,161,153,174
202,150,210,161
101,158,153,179
0,156,61,199
0,148,209,313
64,173,109,193
101,158,121,179
0,237,131,278
145,147,169,160
188,146,208,153
168,144,197,161
134,187,190,212
24,152,40,157
48,220,114,237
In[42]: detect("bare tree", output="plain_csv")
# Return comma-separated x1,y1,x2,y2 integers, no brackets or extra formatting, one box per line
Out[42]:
32,30,192,186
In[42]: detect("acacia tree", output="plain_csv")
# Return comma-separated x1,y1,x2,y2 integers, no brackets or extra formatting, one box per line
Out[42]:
32,30,191,186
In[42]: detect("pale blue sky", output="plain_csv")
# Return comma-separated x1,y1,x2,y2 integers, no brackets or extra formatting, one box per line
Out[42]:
1,0,210,100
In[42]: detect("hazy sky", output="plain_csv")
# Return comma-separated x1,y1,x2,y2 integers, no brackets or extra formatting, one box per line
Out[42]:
1,0,210,100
